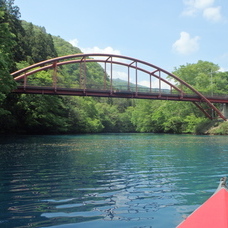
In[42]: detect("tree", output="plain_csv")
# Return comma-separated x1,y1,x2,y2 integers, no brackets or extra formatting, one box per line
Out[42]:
0,1,16,115
131,100,164,132
1,0,27,65
20,21,57,63
212,71,228,95
9,94,70,134
66,97,103,133
172,60,220,94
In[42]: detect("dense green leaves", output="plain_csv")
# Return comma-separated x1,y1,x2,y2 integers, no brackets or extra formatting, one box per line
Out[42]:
12,94,69,134
0,0,16,115
20,21,57,64
130,100,201,134
212,71,228,95
52,36,81,56
0,0,227,134
172,60,220,94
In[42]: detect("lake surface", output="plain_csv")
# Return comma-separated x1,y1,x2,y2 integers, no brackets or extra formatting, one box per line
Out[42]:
0,133,227,228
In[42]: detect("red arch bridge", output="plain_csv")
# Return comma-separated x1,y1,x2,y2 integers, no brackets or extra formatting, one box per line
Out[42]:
11,53,228,121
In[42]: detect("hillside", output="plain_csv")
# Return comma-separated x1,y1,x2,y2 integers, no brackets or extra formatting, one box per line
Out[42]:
0,0,227,135
113,78,170,93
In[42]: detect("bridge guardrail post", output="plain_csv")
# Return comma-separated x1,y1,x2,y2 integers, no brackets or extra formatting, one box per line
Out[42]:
52,62,58,92
23,73,27,90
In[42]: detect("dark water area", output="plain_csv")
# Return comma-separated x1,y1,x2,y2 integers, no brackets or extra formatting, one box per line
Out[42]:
0,133,227,228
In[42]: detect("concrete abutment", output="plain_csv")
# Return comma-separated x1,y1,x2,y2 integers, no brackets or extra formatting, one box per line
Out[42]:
221,103,228,120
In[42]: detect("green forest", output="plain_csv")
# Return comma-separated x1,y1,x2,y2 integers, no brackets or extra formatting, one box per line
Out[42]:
0,0,228,135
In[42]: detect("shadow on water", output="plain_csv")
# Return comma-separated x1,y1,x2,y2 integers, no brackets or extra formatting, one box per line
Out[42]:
0,134,227,228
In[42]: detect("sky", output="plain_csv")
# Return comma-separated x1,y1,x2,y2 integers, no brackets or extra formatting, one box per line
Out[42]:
14,0,228,85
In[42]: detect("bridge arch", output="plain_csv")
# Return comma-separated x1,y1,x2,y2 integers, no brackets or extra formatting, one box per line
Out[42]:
11,53,227,121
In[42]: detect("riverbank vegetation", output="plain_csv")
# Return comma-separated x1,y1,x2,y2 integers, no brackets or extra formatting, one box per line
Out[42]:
207,121,228,135
0,0,227,135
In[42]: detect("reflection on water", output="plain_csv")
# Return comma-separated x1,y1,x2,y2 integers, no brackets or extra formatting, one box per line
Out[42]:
0,134,227,228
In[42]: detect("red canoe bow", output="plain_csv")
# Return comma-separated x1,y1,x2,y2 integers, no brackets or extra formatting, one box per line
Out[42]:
177,177,228,228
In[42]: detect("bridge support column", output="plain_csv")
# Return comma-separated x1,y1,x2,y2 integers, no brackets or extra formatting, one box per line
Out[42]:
221,103,228,120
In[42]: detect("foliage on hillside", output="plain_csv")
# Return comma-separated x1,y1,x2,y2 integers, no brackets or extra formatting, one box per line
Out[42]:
0,0,227,134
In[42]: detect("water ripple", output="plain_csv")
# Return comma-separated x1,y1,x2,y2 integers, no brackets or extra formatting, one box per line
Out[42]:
0,134,227,227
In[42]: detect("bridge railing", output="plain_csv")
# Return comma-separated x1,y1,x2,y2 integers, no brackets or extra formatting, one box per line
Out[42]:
200,93,228,99
15,79,182,95
14,72,228,99
15,76,226,94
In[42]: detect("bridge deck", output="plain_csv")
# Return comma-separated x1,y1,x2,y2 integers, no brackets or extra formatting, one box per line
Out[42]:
13,86,228,103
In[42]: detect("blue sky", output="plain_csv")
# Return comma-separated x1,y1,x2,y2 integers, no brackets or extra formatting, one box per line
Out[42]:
14,0,228,83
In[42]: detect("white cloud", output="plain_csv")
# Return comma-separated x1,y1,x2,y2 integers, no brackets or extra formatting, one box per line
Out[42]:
182,0,223,22
81,46,121,55
203,6,222,22
69,38,79,48
182,7,197,16
68,39,121,55
189,0,214,9
172,32,200,55
218,67,226,72
182,0,214,16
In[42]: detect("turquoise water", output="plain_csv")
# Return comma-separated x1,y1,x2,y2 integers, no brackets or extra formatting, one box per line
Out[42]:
0,133,227,228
